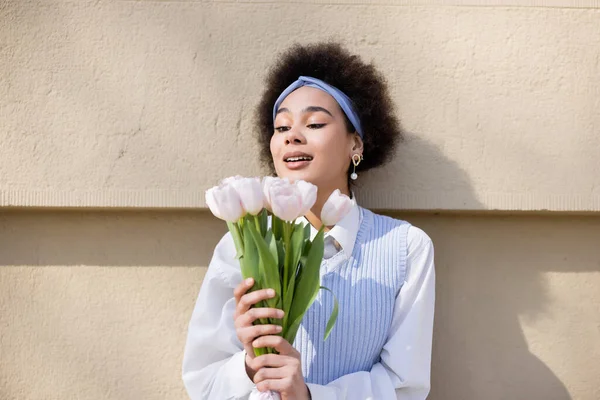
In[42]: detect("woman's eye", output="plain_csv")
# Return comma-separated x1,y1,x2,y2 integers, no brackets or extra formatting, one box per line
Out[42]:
307,123,326,129
274,126,290,133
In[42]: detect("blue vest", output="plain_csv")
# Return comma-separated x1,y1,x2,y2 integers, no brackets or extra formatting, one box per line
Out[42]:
293,207,410,385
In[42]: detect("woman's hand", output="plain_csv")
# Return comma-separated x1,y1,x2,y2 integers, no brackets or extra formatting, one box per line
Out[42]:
249,335,310,400
233,277,284,380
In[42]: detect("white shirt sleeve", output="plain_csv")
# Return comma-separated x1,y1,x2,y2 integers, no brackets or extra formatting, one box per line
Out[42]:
182,232,256,400
306,226,436,400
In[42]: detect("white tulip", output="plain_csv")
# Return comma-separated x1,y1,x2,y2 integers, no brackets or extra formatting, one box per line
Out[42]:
221,175,245,186
227,176,265,215
262,177,317,221
266,178,304,221
321,189,355,226
295,179,318,216
205,182,245,223
261,176,281,211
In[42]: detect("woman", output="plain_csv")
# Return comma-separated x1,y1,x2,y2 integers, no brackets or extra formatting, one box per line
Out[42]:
182,42,435,400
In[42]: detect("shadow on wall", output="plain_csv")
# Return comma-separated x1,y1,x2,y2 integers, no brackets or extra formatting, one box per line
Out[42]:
0,209,227,268
373,134,574,400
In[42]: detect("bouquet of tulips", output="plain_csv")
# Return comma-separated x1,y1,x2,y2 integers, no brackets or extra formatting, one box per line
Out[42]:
206,176,355,357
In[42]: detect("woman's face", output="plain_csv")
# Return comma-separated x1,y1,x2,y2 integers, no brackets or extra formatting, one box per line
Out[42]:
270,87,362,190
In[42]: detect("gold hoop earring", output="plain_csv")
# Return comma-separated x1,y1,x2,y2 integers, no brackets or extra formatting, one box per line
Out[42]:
351,154,362,180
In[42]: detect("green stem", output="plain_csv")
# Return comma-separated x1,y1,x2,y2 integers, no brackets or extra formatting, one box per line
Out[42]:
254,346,267,357
282,221,295,331
253,214,262,237
282,222,292,308
226,221,244,260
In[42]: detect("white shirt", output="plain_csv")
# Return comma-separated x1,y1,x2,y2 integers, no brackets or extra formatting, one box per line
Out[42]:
303,200,360,261
182,203,436,400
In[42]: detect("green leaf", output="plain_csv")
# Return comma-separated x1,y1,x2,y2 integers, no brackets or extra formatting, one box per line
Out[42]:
247,222,281,310
241,221,260,285
302,237,312,257
241,221,270,327
276,239,285,272
266,230,283,314
291,223,306,275
281,223,307,329
272,215,283,241
267,230,279,271
259,209,268,238
295,238,313,295
319,286,339,341
283,228,324,343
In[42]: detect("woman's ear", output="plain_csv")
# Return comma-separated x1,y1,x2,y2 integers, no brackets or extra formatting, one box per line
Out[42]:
351,133,364,154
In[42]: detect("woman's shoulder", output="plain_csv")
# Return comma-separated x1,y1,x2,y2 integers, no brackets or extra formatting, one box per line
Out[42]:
361,207,433,248
362,207,409,229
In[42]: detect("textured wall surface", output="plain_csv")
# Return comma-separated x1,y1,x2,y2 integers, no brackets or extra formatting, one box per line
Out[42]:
1,1,599,210
1,211,599,399
2,1,600,399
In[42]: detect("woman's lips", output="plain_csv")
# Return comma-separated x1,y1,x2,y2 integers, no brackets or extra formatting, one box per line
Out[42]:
284,159,311,170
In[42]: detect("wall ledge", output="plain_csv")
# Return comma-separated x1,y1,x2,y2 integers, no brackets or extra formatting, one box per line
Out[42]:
79,0,600,9
1,189,599,212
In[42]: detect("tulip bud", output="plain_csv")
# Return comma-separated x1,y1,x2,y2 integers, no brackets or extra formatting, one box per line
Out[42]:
321,189,355,226
262,177,318,221
227,177,265,215
261,176,280,212
205,182,245,222
221,175,245,186
267,179,304,222
295,179,318,216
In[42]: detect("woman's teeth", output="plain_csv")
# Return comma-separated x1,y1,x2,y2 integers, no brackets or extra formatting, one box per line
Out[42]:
285,156,312,162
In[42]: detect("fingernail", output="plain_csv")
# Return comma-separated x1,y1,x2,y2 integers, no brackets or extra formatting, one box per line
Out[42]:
277,310,285,318
275,325,282,332
267,289,275,296
246,278,253,285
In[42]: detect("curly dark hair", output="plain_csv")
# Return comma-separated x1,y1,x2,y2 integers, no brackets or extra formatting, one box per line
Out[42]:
255,41,404,179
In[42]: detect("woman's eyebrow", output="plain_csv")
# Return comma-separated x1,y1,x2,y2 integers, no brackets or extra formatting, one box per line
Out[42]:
302,106,333,117
275,106,333,117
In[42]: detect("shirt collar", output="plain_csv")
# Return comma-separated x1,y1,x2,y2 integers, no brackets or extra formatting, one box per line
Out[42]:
296,192,361,256
324,202,359,255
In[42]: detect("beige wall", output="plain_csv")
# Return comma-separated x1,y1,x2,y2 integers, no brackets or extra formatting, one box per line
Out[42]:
2,0,600,399
1,1,599,211
1,210,599,399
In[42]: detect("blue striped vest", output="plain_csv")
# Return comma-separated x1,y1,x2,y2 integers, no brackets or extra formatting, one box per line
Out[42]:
293,207,410,385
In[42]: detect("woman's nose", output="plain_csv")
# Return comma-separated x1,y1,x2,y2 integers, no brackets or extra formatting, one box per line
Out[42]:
284,127,306,145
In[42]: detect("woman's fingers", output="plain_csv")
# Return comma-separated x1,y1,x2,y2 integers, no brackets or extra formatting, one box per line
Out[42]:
233,278,254,314
248,354,291,370
236,288,276,316
247,340,307,397
251,335,298,357
237,324,283,345
252,365,288,383
235,307,284,328
256,377,296,394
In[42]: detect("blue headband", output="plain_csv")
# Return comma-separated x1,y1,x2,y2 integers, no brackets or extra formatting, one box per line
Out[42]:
272,76,364,139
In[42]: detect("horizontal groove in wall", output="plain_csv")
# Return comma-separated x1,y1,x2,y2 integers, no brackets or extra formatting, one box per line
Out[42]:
1,190,599,212
37,0,600,9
